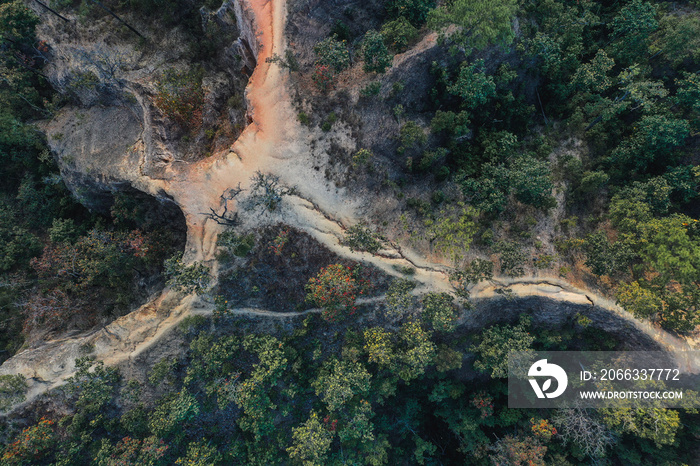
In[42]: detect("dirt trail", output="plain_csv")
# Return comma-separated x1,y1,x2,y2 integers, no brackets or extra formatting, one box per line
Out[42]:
1,0,697,410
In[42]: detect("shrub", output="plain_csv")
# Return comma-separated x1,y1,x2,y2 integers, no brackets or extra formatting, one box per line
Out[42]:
495,241,526,277
153,69,204,131
217,230,255,258
330,19,351,42
360,82,381,98
381,16,418,52
352,148,373,167
313,64,335,92
361,30,393,74
342,224,384,253
297,111,311,126
268,228,290,256
313,35,350,72
30,229,146,290
424,202,479,261
398,121,427,155
321,112,337,132
0,374,26,412
164,255,211,295
450,258,493,298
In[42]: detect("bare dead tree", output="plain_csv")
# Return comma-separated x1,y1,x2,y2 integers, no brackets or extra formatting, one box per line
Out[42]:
204,184,243,226
77,46,135,86
552,406,616,459
245,171,298,212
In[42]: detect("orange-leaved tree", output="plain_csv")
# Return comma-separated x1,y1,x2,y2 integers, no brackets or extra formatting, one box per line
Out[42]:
305,264,368,321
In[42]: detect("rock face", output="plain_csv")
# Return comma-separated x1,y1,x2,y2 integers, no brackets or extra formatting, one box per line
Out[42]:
32,0,251,210
42,103,146,211
231,0,260,73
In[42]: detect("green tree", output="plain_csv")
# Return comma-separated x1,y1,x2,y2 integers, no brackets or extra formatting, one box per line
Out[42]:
0,1,39,43
396,320,436,382
174,441,223,465
502,156,556,208
471,315,534,378
447,59,496,109
235,335,288,441
615,281,662,320
397,121,427,155
489,435,546,466
149,391,200,438
570,50,615,94
386,0,435,27
313,35,350,72
385,278,415,318
609,210,700,332
0,206,40,272
421,292,458,332
654,13,700,65
428,0,518,50
524,0,600,83
610,0,658,64
361,30,393,74
601,407,680,447
639,215,700,285
337,400,376,445
423,202,478,261
381,17,418,52
287,411,334,466
675,72,700,116
583,231,634,277
608,114,689,174
430,110,471,139
462,155,555,212
608,188,653,234
65,357,120,434
313,359,372,412
364,327,395,368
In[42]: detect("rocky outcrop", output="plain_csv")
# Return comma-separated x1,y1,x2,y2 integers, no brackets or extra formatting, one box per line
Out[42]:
231,0,260,73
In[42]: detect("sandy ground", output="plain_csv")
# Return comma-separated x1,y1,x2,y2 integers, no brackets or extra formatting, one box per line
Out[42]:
1,0,697,411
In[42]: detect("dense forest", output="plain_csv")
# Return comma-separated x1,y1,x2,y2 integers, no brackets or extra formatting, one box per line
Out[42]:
0,0,699,464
